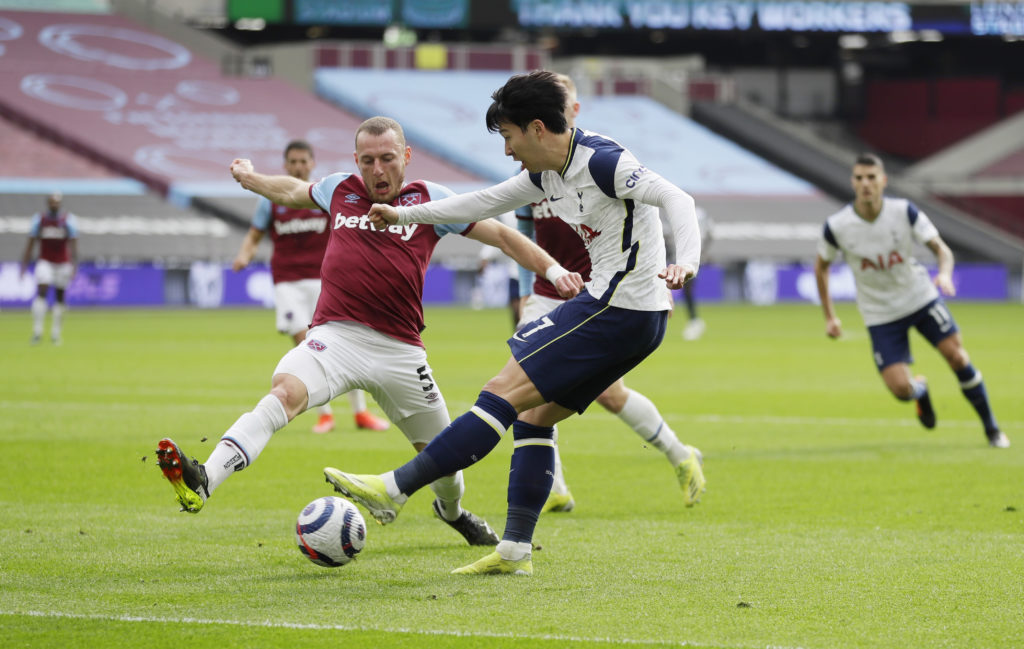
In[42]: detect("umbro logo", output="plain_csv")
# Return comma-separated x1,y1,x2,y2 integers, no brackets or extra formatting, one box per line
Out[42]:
306,339,327,352
344,193,361,204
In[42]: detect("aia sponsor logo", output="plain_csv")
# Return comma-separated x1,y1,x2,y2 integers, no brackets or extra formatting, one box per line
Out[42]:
400,193,422,207
307,339,327,352
860,251,904,271
572,223,602,246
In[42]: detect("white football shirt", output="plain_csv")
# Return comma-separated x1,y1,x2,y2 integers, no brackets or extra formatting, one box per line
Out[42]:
817,197,940,326
393,128,700,312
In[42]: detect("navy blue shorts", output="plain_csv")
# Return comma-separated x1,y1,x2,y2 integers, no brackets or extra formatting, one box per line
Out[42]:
867,297,959,370
507,291,668,413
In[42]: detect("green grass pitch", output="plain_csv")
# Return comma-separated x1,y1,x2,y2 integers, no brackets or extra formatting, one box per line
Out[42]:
1,302,1021,649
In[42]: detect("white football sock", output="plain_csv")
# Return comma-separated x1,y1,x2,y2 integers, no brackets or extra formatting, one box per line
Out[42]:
51,303,64,338
381,471,408,504
347,390,366,413
31,296,46,336
317,402,333,416
429,470,465,521
618,389,689,466
204,394,289,493
496,539,532,560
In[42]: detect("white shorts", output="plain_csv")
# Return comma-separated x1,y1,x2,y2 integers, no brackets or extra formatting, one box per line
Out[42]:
274,321,451,445
274,279,321,336
35,260,74,289
517,293,565,328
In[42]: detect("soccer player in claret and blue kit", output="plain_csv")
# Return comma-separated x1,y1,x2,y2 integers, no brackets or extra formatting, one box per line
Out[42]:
323,70,703,576
231,139,390,435
21,192,78,345
814,153,1008,449
156,116,581,548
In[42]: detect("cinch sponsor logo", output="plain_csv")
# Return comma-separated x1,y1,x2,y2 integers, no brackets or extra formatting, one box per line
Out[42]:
333,213,419,241
624,166,648,188
273,217,328,235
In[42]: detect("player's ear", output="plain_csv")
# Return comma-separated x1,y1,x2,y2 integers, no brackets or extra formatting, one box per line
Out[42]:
404,146,411,164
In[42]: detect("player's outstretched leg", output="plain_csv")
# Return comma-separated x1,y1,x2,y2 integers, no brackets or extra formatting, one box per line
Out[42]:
954,364,1009,448
156,438,209,513
324,469,404,524
913,375,936,429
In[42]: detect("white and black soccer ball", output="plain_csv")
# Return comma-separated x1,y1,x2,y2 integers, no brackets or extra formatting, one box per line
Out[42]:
295,496,366,567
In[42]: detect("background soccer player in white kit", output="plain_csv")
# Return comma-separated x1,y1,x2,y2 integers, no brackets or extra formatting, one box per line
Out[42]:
815,153,1008,448
231,139,389,434
21,192,78,345
324,70,703,576
156,116,579,547
514,73,705,513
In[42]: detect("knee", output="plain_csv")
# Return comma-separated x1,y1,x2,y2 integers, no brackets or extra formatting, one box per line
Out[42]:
269,377,306,420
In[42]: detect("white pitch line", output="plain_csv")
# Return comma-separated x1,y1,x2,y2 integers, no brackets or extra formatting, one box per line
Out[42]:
2,610,812,649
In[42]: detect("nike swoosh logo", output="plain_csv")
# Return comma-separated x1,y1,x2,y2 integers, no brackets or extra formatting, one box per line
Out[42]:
548,196,563,202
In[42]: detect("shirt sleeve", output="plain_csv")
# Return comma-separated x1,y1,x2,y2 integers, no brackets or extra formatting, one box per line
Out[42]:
817,222,839,262
28,214,42,237
309,173,349,213
251,197,272,231
909,203,940,245
65,213,80,238
627,158,701,273
395,172,545,226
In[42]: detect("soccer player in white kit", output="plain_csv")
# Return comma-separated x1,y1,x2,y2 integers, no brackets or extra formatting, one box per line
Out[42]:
21,192,78,345
514,73,705,513
324,70,703,576
156,116,579,547
815,153,1007,448
231,139,389,434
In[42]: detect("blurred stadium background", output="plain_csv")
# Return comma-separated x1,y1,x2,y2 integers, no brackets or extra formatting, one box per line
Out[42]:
1,0,1023,311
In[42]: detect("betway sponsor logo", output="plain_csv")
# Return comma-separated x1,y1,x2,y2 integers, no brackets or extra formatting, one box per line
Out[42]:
273,217,328,236
334,213,418,241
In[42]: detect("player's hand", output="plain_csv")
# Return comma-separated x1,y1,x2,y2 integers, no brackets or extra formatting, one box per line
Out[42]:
658,264,695,290
231,255,248,272
825,316,842,339
368,203,398,230
230,158,254,183
554,272,584,299
934,273,956,297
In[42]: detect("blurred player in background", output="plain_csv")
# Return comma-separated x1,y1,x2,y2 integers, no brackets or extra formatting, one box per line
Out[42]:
324,70,703,576
21,192,78,345
515,73,704,514
231,139,388,434
815,153,1008,448
157,116,575,547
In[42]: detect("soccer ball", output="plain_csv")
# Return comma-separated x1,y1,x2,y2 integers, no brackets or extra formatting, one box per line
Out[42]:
295,496,366,567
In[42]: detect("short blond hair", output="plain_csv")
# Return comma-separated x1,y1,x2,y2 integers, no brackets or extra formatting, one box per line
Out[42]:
555,73,577,105
355,116,406,149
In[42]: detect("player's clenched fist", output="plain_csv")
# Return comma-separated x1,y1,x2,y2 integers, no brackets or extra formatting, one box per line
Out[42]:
230,158,254,182
368,203,398,230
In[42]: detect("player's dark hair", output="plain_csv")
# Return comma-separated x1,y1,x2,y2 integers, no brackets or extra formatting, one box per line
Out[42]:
485,70,569,134
355,116,407,148
854,152,884,170
284,139,314,158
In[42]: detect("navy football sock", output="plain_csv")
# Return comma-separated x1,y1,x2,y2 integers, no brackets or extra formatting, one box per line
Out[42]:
502,421,555,543
957,365,998,432
393,391,517,496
